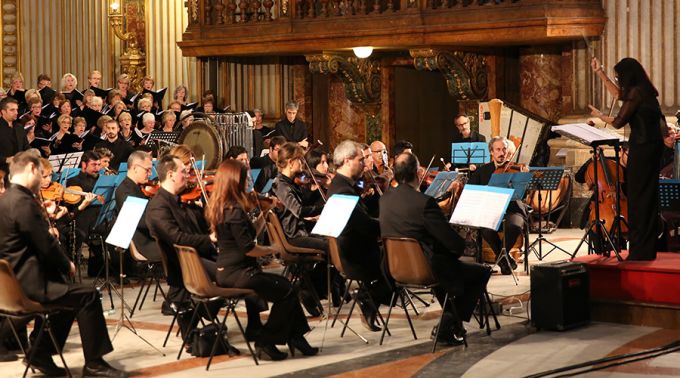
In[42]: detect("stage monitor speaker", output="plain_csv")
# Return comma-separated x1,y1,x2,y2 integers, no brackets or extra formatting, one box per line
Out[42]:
531,261,590,331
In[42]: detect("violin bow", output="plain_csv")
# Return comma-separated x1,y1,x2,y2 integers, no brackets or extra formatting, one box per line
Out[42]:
189,156,210,206
418,155,436,188
301,155,327,203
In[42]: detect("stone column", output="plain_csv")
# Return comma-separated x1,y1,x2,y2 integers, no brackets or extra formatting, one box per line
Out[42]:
519,47,562,122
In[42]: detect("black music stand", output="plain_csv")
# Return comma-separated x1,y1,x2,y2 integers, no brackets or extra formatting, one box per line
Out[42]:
659,180,680,211
526,167,571,263
572,141,623,261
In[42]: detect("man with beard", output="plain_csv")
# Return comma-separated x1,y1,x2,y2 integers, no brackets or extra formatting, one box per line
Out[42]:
95,118,133,170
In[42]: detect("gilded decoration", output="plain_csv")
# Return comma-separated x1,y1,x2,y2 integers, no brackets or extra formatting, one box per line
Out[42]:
1,0,18,87
306,54,381,104
187,0,199,23
410,49,488,100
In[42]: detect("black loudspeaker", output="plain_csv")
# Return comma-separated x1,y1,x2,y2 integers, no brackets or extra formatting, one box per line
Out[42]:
531,261,590,331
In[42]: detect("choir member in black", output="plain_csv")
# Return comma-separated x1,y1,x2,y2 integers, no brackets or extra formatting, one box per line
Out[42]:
50,114,74,155
0,150,127,377
274,101,309,148
95,118,133,170
115,151,162,262
37,73,56,106
271,142,329,314
251,135,285,193
328,140,392,331
145,154,228,344
251,108,274,158
589,57,665,261
0,97,29,179
6,72,26,113
60,73,80,108
116,74,135,105
206,159,318,361
379,152,491,345
468,136,527,274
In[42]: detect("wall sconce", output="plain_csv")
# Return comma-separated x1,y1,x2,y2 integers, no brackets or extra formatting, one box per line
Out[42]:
108,0,146,91
352,46,373,59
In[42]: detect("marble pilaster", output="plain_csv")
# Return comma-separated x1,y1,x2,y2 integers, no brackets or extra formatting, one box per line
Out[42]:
519,47,562,122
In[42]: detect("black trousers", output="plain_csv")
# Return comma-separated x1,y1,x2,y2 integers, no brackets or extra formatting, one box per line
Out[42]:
627,141,661,260
289,236,330,297
430,255,490,322
481,211,525,260
16,284,114,362
216,270,310,345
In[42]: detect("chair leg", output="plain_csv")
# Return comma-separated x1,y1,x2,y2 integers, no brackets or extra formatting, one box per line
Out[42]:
205,301,232,371
163,311,179,348
331,279,352,328
138,274,154,311
6,318,28,358
340,293,358,338
177,305,201,360
399,289,417,340
45,317,72,378
129,276,149,318
229,299,259,366
379,290,397,345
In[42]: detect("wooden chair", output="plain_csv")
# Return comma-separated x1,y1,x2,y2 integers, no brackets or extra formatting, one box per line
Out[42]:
381,237,467,352
0,260,72,378
174,245,258,369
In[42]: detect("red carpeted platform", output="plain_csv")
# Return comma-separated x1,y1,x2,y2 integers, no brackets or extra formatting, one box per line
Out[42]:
573,251,680,306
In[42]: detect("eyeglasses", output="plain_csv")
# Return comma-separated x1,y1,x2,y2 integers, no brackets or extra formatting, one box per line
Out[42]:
135,164,153,174
371,149,387,153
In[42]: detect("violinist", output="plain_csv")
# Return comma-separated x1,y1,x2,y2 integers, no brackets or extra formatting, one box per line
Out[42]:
369,140,394,193
360,143,381,217
94,147,116,175
39,158,74,245
468,136,527,275
299,148,330,209
271,142,329,315
327,140,392,331
251,135,285,193
225,145,251,168
114,151,162,262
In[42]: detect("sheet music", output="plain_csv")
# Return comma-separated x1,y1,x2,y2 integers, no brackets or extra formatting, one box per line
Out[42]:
106,196,148,249
450,185,513,231
311,194,360,237
48,152,84,173
552,123,624,146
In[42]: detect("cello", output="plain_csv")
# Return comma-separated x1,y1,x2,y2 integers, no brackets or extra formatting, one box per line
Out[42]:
585,148,628,235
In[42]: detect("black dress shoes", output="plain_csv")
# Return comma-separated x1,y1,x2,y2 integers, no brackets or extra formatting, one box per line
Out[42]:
23,355,67,377
82,358,129,378
287,335,319,357
255,342,288,361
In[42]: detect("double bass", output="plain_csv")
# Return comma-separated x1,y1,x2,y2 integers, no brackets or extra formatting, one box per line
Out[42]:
585,149,628,234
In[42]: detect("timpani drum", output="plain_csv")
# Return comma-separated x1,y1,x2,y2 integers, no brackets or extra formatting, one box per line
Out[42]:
177,120,224,169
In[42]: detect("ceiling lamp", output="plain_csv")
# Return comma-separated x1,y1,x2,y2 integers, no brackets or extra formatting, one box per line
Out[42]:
352,46,373,59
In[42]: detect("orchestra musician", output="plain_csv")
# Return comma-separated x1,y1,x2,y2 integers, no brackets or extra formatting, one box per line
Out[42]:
589,57,664,261
468,136,527,275
327,140,392,331
452,115,486,143
274,101,309,149
66,151,102,265
251,136,286,193
369,140,394,193
206,159,318,361
251,108,274,158
660,123,677,173
359,143,381,217
271,142,330,314
299,148,330,210
0,150,127,377
379,152,491,345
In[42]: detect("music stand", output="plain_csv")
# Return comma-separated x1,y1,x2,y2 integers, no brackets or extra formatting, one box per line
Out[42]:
49,152,83,180
525,167,571,265
451,142,489,167
659,180,680,211
105,196,165,356
91,174,121,311
424,171,458,199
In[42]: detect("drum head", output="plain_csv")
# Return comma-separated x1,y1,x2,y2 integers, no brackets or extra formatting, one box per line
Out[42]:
177,121,223,169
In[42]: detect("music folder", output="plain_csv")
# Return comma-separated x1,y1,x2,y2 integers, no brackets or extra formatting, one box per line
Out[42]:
488,171,533,201
450,184,513,231
106,196,149,249
311,194,360,237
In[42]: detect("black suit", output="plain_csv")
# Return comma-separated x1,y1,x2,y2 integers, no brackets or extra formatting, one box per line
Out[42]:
379,184,489,321
0,184,113,362
0,118,29,177
115,177,161,261
274,118,307,143
250,154,277,193
468,162,527,262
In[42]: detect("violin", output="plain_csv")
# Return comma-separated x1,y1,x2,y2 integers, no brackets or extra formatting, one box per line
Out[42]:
41,181,104,205
493,161,528,174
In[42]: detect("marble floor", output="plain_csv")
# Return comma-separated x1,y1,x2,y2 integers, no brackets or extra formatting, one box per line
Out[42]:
3,228,679,377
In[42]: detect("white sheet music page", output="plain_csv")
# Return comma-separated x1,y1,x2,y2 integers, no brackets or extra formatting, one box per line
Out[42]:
449,185,513,231
311,194,360,237
106,196,149,249
551,123,624,145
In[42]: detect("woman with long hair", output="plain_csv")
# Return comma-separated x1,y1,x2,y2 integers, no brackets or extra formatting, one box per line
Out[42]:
589,57,665,260
205,160,318,361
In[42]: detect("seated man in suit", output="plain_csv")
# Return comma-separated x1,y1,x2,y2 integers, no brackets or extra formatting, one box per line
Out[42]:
379,152,491,345
251,136,285,193
468,136,527,275
114,150,161,261
0,150,126,377
327,140,392,331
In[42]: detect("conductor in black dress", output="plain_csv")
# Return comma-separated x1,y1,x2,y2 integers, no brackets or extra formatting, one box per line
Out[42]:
589,57,664,261
205,159,317,361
